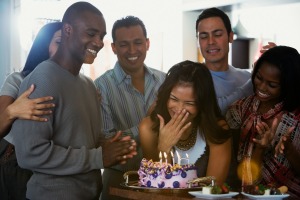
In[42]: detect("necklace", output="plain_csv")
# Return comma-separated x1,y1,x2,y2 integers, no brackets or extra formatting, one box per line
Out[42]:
175,127,197,151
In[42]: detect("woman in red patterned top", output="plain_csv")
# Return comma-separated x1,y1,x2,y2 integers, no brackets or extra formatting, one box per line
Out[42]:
226,46,300,197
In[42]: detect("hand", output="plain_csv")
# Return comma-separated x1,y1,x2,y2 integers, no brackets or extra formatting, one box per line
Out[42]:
7,84,54,121
274,126,294,157
253,119,278,148
157,109,191,152
260,42,277,54
102,131,137,167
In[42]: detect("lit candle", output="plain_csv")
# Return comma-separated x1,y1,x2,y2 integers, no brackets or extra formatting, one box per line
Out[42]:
164,152,168,164
176,150,181,165
186,153,189,165
170,151,175,165
159,151,162,165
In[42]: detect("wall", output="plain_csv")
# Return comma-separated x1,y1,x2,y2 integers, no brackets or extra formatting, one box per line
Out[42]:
1,0,300,85
182,1,300,67
232,2,300,65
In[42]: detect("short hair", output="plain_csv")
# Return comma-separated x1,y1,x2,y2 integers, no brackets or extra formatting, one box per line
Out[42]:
195,7,232,36
62,1,103,25
111,15,147,42
252,46,300,112
150,60,231,144
22,22,62,77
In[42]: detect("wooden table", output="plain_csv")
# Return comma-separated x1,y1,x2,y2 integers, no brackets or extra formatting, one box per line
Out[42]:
109,186,242,200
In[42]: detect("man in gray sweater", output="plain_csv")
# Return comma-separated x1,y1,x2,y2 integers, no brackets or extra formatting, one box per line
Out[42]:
9,2,136,200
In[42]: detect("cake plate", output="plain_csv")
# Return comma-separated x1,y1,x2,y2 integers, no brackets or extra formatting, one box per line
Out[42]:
121,171,215,195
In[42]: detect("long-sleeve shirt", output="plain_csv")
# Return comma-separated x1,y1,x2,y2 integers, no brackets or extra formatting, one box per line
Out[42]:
10,60,104,200
94,62,165,171
211,65,252,115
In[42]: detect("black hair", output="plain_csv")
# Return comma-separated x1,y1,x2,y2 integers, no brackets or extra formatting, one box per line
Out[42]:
195,7,232,36
62,1,103,25
111,15,147,42
150,60,231,144
252,46,300,112
22,22,62,77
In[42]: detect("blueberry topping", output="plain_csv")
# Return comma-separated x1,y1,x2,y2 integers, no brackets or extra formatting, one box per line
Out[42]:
158,182,165,188
165,173,172,179
181,171,187,178
147,181,151,187
173,181,180,188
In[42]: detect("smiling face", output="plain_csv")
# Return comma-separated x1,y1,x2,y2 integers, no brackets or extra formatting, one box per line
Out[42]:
254,62,281,105
49,30,61,57
68,11,106,64
197,17,233,71
167,83,198,123
111,25,149,73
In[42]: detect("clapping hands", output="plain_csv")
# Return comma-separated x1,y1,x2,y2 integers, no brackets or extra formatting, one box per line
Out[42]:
253,119,276,148
253,117,295,157
102,131,137,167
274,126,294,157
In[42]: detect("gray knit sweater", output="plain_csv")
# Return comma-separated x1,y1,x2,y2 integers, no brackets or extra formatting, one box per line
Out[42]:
10,60,104,200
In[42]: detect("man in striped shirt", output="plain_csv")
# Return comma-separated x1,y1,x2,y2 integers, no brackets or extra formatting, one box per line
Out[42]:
94,15,166,200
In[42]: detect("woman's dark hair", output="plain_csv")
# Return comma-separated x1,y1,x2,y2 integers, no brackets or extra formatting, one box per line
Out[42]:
21,22,62,77
150,60,231,144
252,46,300,112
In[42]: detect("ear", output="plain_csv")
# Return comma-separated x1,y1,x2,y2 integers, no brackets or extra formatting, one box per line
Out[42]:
63,23,72,37
229,31,234,44
111,42,117,54
146,38,150,51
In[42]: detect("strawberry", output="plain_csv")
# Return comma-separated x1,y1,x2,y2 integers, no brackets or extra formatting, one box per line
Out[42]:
221,184,229,194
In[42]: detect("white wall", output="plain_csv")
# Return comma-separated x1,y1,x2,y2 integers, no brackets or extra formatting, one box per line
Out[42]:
232,2,300,65
13,0,183,80
182,1,300,67
1,0,300,85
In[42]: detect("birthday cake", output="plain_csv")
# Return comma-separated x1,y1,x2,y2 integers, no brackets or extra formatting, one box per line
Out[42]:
137,158,198,188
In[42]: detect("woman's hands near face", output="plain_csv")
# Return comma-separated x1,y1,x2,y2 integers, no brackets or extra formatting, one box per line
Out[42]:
157,109,191,152
7,84,55,121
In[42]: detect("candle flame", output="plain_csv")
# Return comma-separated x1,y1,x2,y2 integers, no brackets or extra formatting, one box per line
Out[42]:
176,150,181,159
186,153,189,158
164,152,167,158
170,151,174,158
159,151,162,159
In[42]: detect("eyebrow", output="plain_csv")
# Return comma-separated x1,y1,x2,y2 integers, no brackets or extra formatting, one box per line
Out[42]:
170,94,196,103
199,29,223,34
256,72,281,85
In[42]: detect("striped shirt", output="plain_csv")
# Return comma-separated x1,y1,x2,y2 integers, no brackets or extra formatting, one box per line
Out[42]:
94,61,165,171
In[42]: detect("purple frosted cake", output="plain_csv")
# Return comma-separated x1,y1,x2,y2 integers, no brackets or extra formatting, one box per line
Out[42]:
137,158,198,188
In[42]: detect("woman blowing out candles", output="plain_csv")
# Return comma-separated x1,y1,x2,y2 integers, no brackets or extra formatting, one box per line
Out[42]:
226,46,300,198
139,60,232,185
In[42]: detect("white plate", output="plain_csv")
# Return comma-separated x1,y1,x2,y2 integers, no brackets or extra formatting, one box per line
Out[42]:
188,191,239,199
241,192,290,199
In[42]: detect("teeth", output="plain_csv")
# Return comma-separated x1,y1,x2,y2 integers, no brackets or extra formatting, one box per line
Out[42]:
258,90,269,98
207,49,218,53
128,56,138,61
87,49,97,56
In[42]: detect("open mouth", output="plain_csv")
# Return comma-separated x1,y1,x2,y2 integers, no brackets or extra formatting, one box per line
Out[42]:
257,90,270,98
87,49,97,56
128,56,138,61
